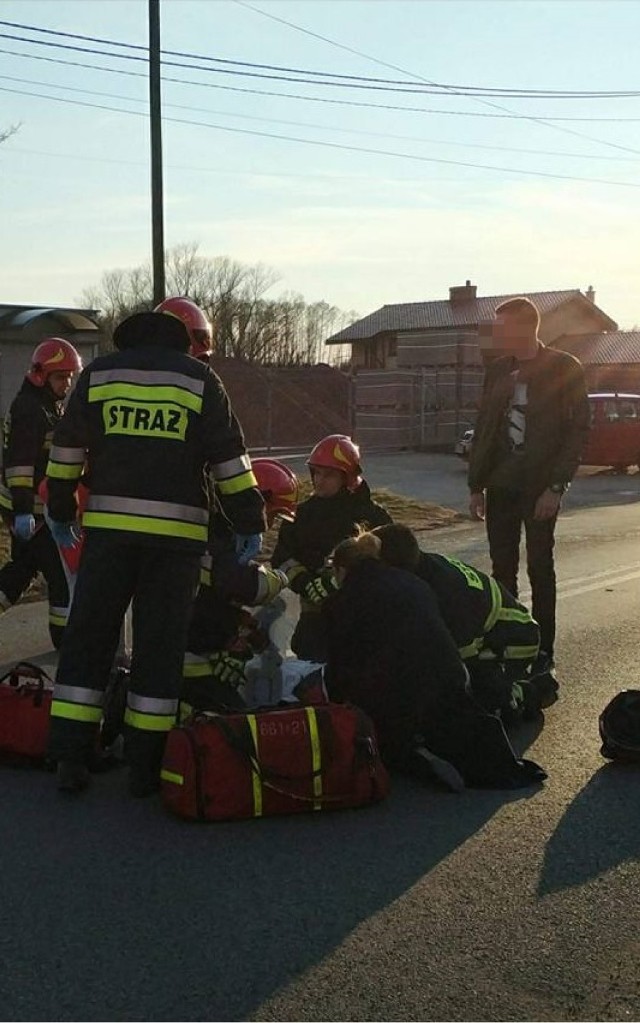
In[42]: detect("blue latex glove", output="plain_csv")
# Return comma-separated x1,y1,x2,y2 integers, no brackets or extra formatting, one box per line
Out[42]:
234,533,262,564
44,509,81,549
13,513,35,541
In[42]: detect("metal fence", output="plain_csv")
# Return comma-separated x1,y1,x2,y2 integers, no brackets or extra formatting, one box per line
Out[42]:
353,363,484,451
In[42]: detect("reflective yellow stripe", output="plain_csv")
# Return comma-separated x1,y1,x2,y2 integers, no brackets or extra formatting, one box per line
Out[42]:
124,707,176,732
458,637,483,660
200,567,212,586
182,662,214,679
88,382,203,413
497,607,535,624
478,649,498,661
483,577,503,634
160,768,184,786
50,700,103,724
82,511,206,542
8,476,33,487
247,714,263,818
47,461,84,480
504,644,540,661
0,493,12,510
216,469,258,495
305,706,323,811
48,611,67,627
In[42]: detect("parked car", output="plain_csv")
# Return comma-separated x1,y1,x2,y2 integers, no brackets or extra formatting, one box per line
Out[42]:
454,428,474,460
583,392,640,472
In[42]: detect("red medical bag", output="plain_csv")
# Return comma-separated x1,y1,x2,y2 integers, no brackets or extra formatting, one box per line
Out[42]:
161,702,390,821
0,661,54,761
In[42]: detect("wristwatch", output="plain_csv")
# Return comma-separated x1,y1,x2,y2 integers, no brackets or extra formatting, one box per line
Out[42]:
549,482,567,494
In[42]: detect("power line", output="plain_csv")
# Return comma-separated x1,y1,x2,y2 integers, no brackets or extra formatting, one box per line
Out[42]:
3,71,640,163
233,0,640,157
1,17,639,98
2,84,640,189
3,45,640,124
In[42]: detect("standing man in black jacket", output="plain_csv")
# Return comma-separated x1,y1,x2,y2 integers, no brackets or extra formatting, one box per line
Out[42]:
468,297,590,693
46,311,266,795
0,338,82,647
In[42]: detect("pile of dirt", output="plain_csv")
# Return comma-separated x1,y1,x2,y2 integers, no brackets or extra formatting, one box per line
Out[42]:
210,359,351,450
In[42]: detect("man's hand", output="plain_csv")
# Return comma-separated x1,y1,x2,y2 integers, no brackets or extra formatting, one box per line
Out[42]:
13,513,35,541
44,509,81,548
469,492,485,521
533,488,562,521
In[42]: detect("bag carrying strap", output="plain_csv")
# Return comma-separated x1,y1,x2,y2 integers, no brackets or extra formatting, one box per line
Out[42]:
190,708,359,808
0,661,55,706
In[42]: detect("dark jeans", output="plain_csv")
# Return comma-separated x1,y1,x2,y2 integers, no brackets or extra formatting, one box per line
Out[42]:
485,487,557,658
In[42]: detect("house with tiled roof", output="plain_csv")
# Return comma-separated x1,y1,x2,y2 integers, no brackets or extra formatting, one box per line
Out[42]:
550,331,640,394
326,281,617,369
325,281,619,450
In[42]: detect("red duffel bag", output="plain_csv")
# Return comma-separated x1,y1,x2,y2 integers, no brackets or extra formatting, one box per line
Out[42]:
0,661,54,761
161,702,390,821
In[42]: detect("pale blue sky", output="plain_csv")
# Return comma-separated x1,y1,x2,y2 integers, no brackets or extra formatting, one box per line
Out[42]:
2,0,640,327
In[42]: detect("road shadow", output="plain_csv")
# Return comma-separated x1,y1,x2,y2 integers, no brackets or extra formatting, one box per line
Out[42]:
538,762,640,897
0,764,541,1022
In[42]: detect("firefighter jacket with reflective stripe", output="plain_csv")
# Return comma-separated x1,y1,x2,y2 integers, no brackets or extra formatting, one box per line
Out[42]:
188,522,285,656
272,481,392,594
1,379,61,518
46,346,266,552
415,552,539,663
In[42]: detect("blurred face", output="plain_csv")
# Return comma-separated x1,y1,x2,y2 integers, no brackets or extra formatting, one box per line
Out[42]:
47,371,74,398
310,466,346,498
487,311,539,361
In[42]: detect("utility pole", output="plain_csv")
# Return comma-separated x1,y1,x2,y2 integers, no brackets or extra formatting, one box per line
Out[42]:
149,0,165,305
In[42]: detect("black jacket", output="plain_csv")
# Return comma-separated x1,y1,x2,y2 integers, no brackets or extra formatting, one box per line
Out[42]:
272,481,391,581
322,558,468,762
47,315,265,552
1,379,61,517
468,343,590,496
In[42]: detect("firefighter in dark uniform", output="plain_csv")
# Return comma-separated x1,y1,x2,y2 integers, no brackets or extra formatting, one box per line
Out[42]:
46,310,266,796
324,531,547,791
372,524,543,718
271,434,392,662
0,338,82,648
181,458,299,717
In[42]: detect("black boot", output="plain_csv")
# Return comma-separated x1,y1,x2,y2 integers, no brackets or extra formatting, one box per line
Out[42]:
57,760,90,794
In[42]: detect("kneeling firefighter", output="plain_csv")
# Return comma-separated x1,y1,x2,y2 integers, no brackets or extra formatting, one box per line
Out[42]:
181,458,299,717
372,524,548,719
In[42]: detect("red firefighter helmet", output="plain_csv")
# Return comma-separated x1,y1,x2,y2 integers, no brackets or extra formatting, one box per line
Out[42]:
26,338,82,387
306,434,363,492
154,297,212,361
252,458,299,524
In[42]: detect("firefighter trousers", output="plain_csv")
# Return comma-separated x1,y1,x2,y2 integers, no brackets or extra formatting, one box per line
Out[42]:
48,531,201,769
0,523,71,648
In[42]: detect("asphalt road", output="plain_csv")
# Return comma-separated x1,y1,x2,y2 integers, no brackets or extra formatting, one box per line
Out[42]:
1,454,640,1022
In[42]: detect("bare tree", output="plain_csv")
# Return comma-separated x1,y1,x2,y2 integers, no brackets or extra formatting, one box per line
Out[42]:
0,123,21,145
77,242,355,364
